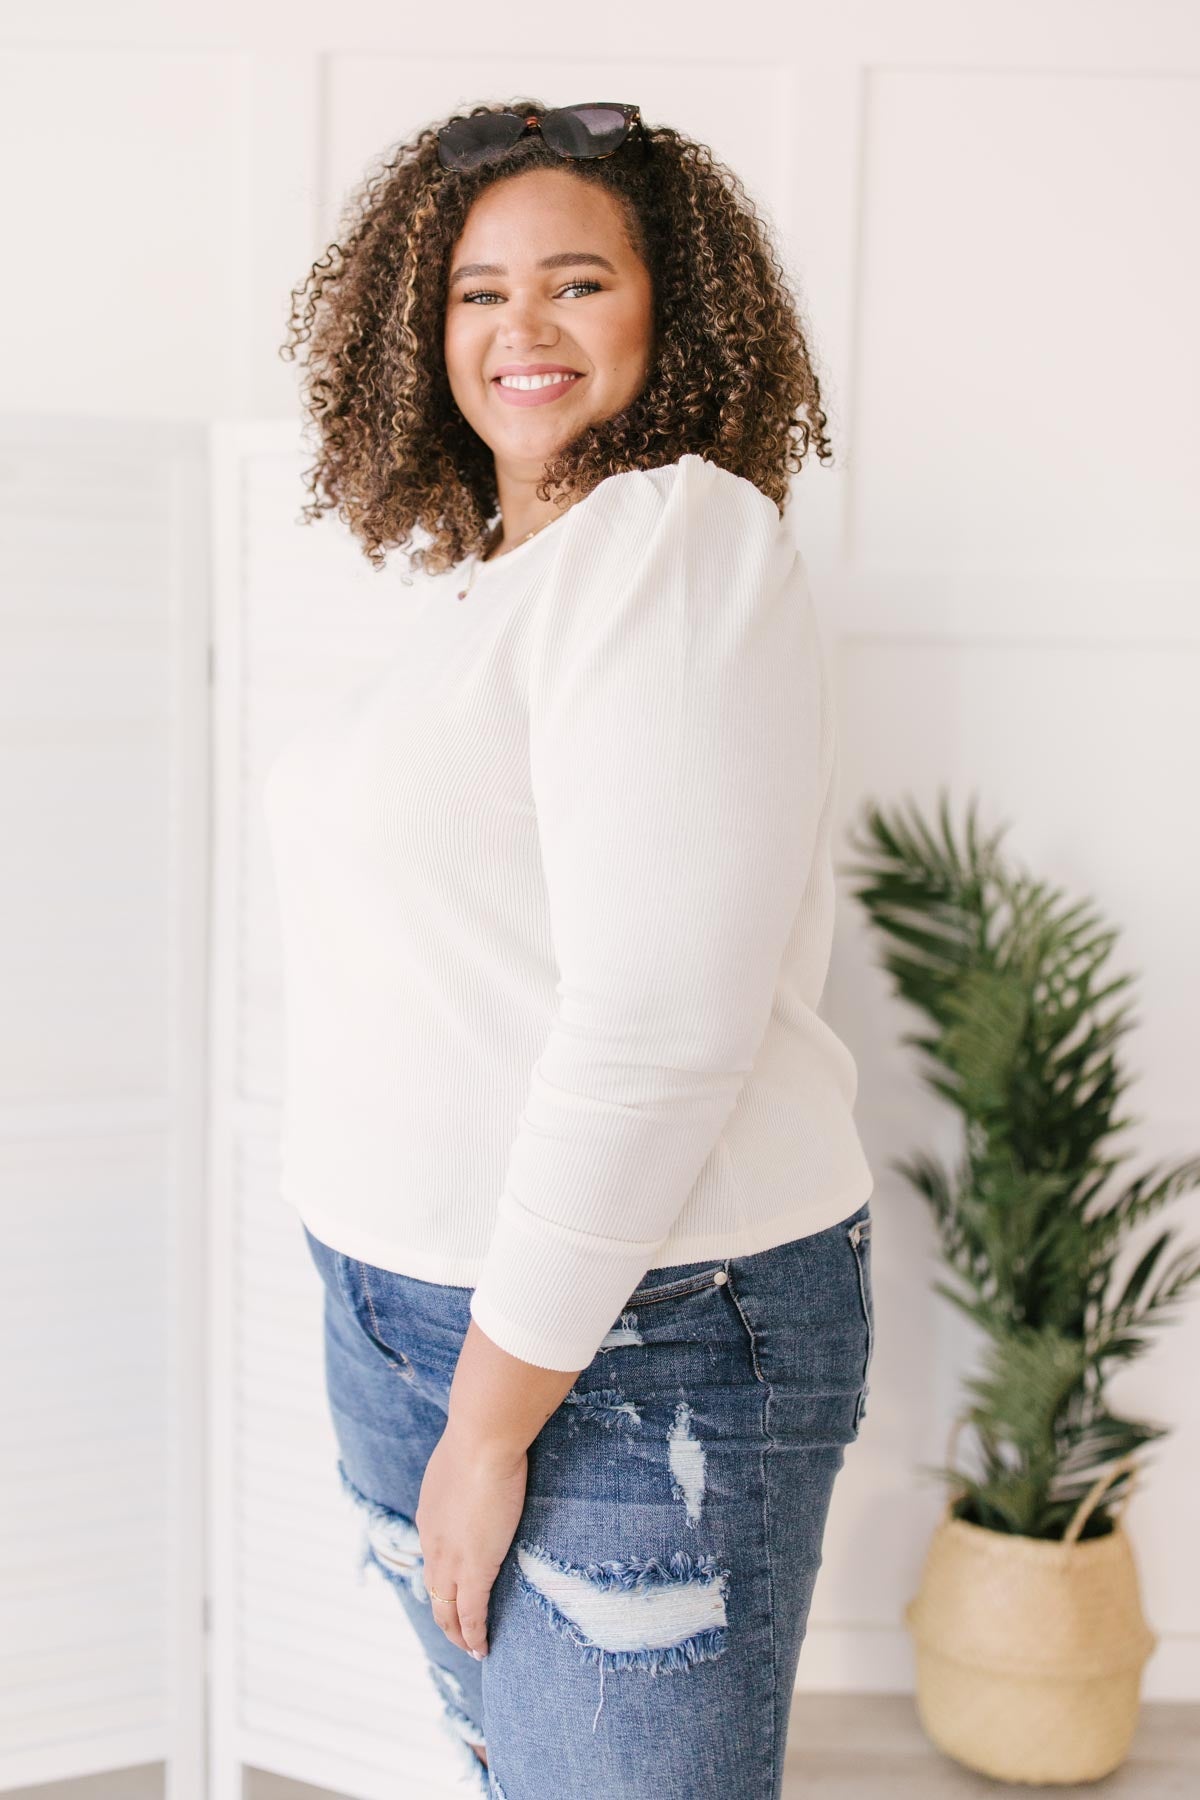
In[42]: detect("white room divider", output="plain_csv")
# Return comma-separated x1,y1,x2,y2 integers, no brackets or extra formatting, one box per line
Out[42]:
0,416,209,1797
207,421,482,1798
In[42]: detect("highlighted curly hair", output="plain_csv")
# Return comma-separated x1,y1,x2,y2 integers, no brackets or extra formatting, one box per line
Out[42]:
279,99,834,578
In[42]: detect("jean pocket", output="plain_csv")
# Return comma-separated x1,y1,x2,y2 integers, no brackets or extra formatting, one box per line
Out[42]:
847,1215,874,1427
625,1262,729,1306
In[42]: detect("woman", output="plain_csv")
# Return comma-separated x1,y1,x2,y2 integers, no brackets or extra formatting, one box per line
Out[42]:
266,100,876,1800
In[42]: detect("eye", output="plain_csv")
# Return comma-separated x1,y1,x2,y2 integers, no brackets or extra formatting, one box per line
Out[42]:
459,279,603,304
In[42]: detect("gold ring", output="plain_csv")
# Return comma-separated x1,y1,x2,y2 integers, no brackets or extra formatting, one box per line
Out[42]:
428,1584,454,1604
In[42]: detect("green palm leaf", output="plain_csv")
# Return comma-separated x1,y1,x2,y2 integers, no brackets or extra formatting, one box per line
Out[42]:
845,790,1200,1539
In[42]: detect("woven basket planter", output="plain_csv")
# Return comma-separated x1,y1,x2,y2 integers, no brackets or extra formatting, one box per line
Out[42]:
904,1450,1157,1785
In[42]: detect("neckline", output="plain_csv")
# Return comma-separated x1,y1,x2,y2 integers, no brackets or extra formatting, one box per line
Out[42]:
470,506,572,582
453,455,693,592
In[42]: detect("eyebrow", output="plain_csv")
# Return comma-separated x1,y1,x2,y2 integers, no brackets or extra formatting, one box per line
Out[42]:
447,251,618,289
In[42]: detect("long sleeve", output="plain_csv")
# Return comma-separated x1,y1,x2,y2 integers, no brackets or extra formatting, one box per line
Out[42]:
467,453,828,1370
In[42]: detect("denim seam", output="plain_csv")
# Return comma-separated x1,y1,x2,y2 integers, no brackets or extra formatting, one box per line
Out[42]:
763,1374,779,1798
626,1270,724,1306
331,1247,358,1315
847,1223,874,1427
722,1269,766,1384
357,1260,414,1378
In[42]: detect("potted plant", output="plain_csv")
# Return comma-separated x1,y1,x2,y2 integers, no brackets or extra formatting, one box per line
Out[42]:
842,790,1200,1784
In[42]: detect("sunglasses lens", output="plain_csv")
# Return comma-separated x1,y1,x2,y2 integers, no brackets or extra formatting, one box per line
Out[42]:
437,112,526,169
539,104,633,159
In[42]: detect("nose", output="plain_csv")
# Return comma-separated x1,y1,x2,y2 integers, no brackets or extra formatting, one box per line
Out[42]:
498,296,560,348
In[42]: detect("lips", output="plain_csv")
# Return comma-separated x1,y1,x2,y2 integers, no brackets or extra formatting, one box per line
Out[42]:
492,364,582,379
491,369,586,408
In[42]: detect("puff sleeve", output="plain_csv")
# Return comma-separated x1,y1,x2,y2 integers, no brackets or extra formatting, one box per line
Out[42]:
467,453,827,1369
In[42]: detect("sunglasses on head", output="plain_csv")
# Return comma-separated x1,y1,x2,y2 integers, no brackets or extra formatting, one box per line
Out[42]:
437,102,643,171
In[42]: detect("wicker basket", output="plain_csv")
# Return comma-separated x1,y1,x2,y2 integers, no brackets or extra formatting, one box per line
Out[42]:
904,1445,1158,1785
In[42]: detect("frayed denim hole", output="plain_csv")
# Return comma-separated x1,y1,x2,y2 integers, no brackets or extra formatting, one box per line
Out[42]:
428,1662,486,1749
513,1539,730,1673
439,1725,491,1794
514,1539,730,1732
335,1459,428,1603
563,1386,643,1431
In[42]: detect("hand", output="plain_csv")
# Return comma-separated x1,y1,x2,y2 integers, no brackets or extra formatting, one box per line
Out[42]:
415,1417,528,1659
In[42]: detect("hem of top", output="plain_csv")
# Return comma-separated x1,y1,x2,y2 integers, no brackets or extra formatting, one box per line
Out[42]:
284,1165,875,1289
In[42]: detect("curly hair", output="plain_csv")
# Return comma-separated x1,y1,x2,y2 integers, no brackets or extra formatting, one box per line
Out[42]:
279,99,835,578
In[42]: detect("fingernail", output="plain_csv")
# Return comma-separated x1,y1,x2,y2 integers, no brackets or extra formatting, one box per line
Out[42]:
471,1648,486,1660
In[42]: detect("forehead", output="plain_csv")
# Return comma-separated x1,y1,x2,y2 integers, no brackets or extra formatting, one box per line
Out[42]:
450,168,632,259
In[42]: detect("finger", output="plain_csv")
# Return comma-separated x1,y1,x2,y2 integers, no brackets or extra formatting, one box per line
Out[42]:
454,1581,491,1659
429,1590,470,1657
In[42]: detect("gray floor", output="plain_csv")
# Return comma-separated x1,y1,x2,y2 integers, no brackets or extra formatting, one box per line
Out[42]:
8,1696,1198,1797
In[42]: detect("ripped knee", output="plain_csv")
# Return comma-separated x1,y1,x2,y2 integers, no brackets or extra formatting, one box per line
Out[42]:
427,1660,493,1790
514,1540,729,1676
428,1662,487,1748
335,1459,429,1603
335,1465,500,1788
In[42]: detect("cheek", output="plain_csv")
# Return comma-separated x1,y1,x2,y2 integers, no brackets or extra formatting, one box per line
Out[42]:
443,313,483,379
594,307,653,381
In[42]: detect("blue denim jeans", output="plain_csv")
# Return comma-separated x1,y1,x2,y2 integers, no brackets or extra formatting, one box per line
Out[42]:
301,1196,874,1799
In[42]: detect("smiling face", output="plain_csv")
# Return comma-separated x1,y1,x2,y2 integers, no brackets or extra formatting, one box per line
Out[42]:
443,166,655,480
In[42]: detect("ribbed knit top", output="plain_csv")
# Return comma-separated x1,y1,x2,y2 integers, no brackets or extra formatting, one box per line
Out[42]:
261,452,874,1371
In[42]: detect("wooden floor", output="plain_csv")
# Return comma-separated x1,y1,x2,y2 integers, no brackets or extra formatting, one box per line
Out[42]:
11,1696,1198,1798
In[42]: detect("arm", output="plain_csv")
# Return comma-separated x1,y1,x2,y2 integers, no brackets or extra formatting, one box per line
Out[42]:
467,452,826,1372
449,1318,580,1451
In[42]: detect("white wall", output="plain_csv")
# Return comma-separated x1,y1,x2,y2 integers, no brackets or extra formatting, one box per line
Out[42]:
2,2,1198,1794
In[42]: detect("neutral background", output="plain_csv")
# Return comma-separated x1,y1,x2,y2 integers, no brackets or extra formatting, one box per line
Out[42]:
1,4,1197,1797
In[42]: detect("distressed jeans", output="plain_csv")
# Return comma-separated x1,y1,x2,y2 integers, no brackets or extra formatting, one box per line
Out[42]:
301,1195,874,1799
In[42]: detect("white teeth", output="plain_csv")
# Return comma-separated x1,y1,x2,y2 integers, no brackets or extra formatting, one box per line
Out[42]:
497,372,580,390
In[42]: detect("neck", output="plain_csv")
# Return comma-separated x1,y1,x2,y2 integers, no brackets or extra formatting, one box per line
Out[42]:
482,513,553,563
480,519,512,563
489,464,575,556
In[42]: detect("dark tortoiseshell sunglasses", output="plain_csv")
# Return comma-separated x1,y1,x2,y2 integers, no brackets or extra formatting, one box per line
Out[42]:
437,103,643,171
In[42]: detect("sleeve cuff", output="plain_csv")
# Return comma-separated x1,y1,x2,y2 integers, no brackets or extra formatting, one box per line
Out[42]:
468,1190,662,1371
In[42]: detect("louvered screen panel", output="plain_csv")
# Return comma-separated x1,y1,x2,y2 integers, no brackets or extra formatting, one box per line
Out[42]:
0,418,208,1795
209,421,481,1798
